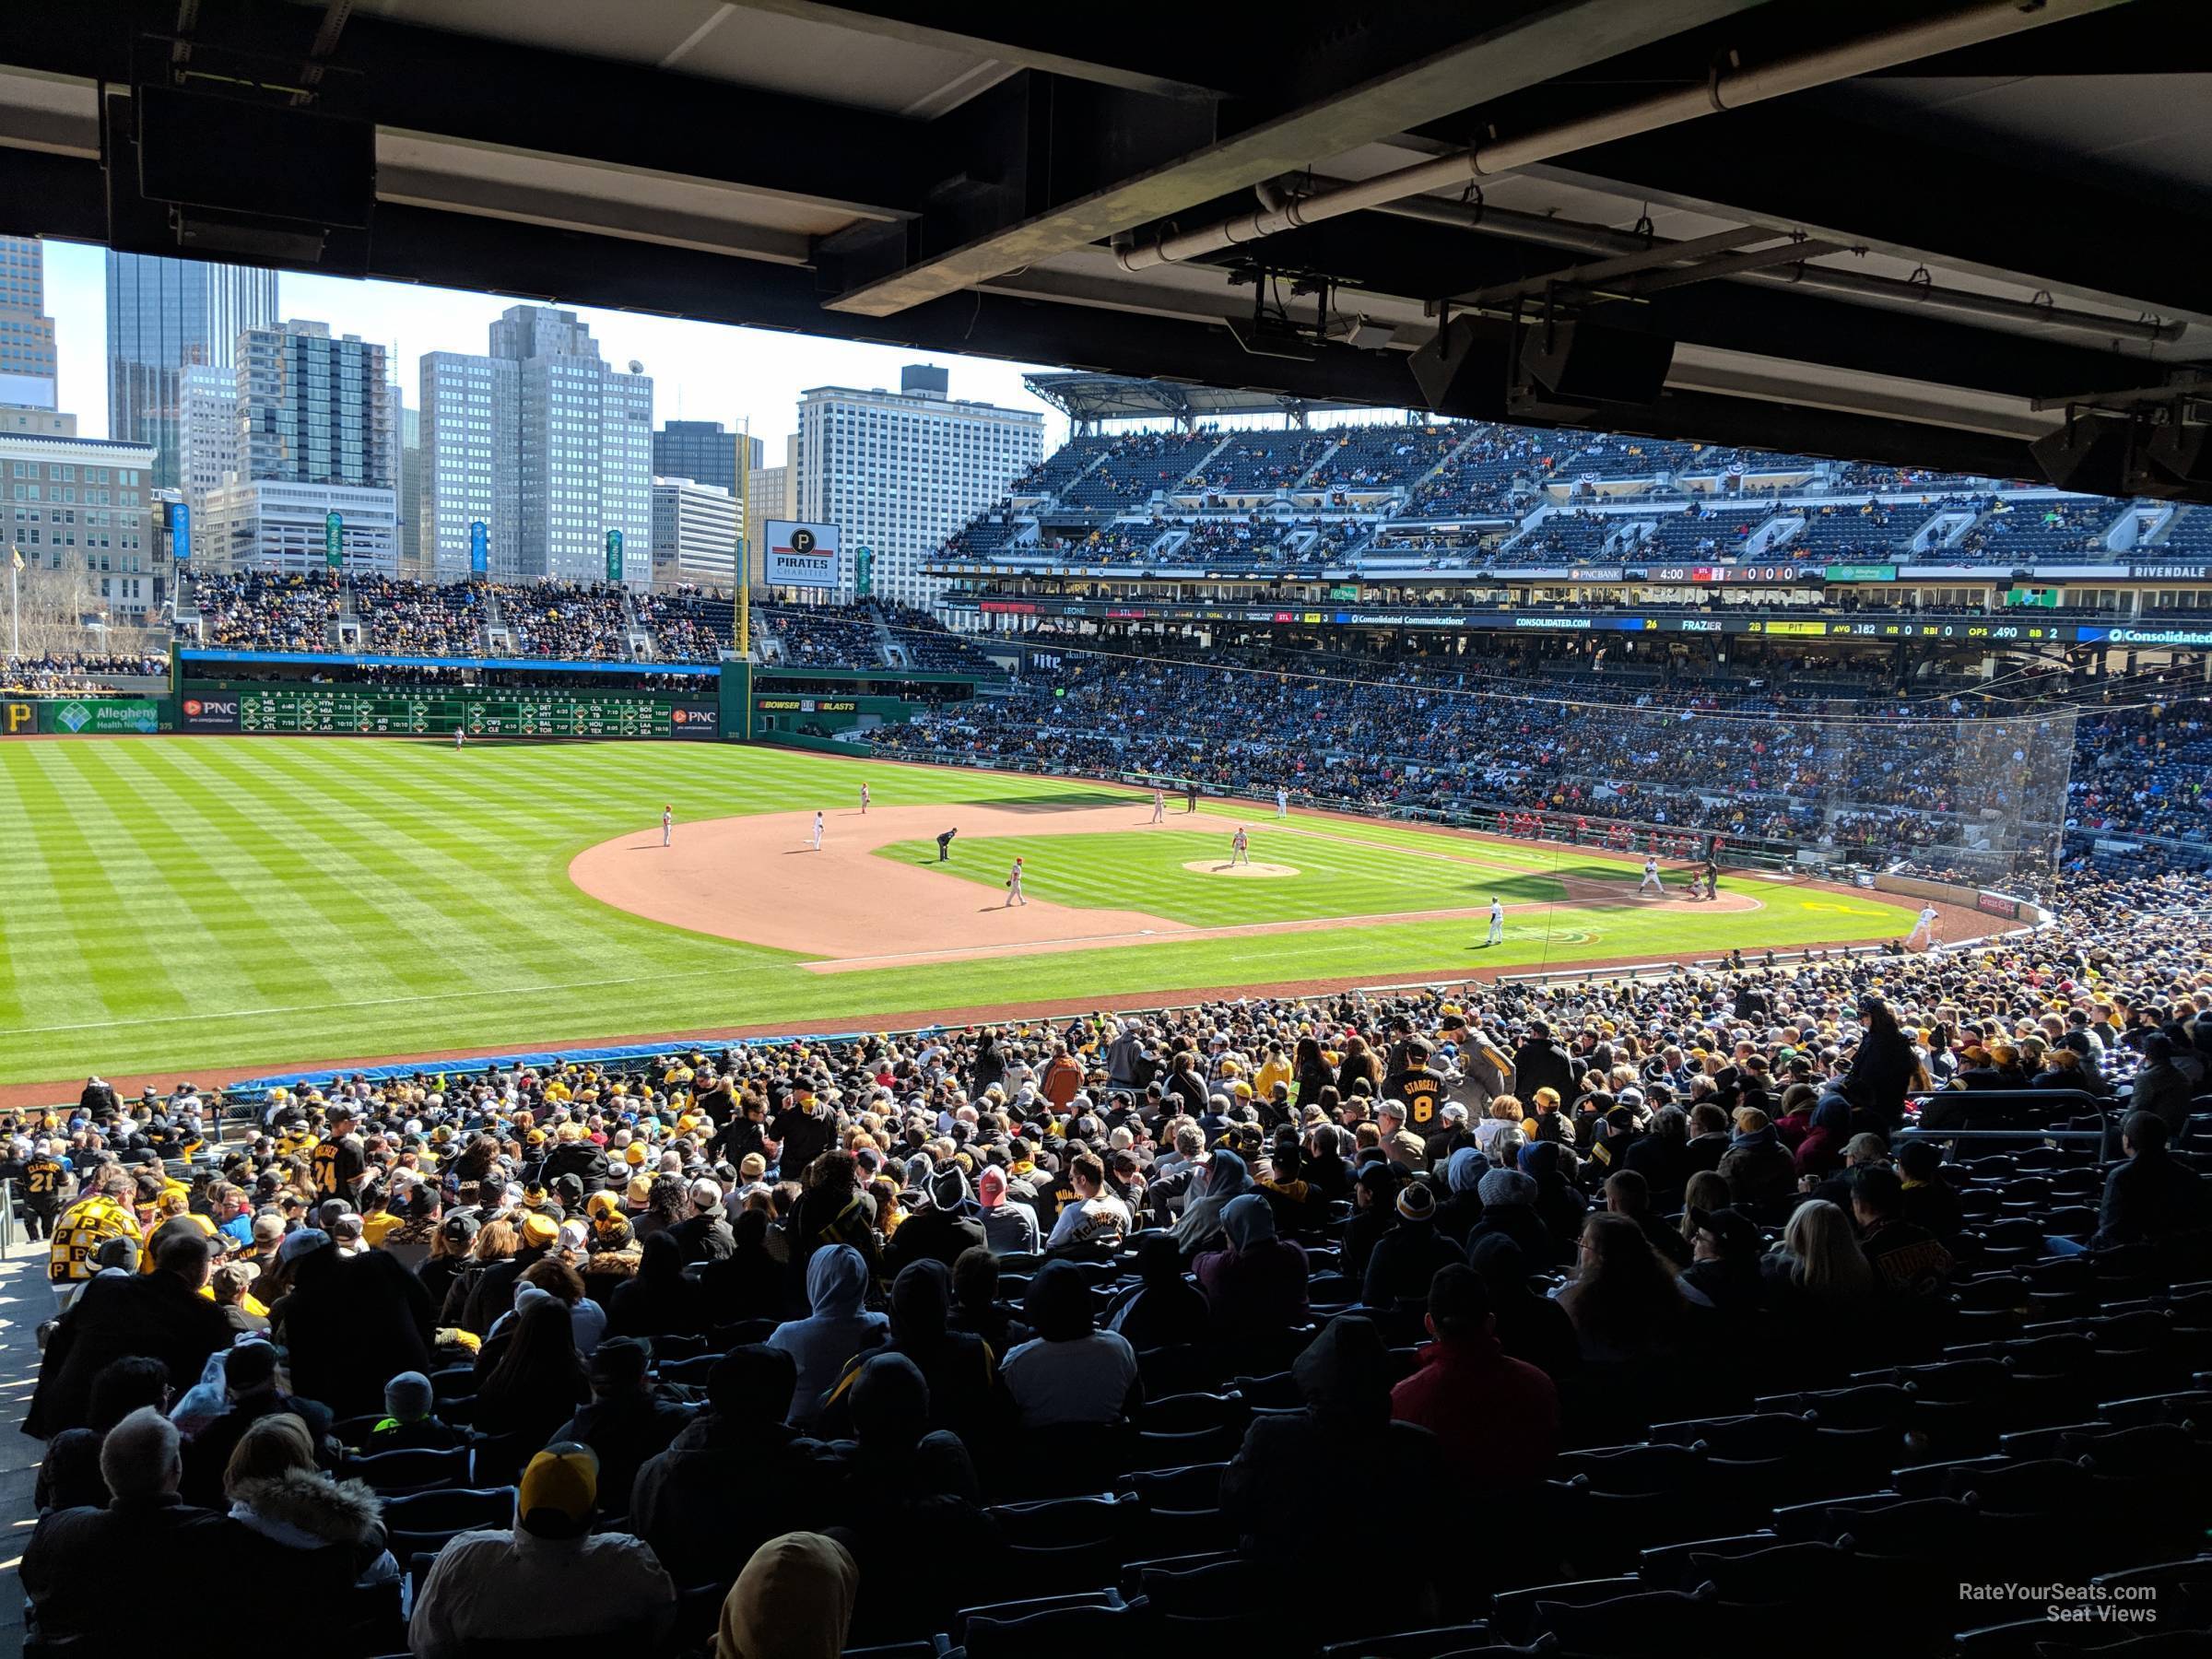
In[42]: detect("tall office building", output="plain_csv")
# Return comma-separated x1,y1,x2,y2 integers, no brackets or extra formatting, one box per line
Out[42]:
399,403,422,576
419,305,652,586
0,235,58,410
175,363,237,565
652,419,761,498
235,319,394,488
651,477,739,590
745,444,792,586
418,349,518,581
792,364,1041,606
104,253,277,487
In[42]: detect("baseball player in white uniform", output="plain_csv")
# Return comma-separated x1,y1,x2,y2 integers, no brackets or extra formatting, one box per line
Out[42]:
810,811,824,852
1275,786,1288,819
1150,787,1166,824
1486,897,1504,947
1005,856,1027,906
1230,826,1250,866
662,805,674,847
453,725,465,750
1639,855,1665,896
1907,903,1940,949
860,782,871,815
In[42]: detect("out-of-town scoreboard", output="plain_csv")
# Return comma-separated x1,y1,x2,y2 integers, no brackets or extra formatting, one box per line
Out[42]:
228,684,720,737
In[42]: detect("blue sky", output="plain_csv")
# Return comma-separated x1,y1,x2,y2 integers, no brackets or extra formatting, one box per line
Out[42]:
41,239,1073,456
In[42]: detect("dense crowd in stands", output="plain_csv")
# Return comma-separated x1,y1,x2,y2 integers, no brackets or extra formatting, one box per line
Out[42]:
1,652,168,691
860,644,2084,869
353,579,487,657
191,571,341,652
762,605,885,668
16,857,2212,1654
634,592,732,665
499,583,634,663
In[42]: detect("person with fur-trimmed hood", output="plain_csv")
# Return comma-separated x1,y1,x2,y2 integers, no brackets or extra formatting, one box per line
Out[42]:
223,1412,396,1586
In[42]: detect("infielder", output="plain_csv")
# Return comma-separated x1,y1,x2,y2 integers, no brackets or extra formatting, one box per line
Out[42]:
1638,854,1665,896
662,805,674,847
810,811,824,852
1485,896,1504,947
1005,855,1027,906
860,782,871,815
1907,903,1940,949
1151,787,1166,824
1230,826,1250,866
1275,786,1288,819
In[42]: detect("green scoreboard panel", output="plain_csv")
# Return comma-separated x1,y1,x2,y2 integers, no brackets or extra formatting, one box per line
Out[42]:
230,685,722,738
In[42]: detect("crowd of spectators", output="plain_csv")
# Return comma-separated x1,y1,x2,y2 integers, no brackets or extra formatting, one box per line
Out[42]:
498,583,634,663
0,652,167,691
191,571,341,652
761,605,886,669
353,579,487,657
861,642,2080,871
634,592,732,665
16,856,2212,1653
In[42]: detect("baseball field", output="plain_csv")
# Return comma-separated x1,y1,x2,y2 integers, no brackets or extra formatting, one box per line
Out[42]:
0,736,1950,1096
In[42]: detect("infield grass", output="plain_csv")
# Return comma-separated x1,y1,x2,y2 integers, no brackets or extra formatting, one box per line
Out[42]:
0,737,1912,1089
875,827,1579,924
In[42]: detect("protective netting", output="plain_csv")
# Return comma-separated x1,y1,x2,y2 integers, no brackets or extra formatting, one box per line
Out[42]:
867,651,2077,902
1435,698,2077,902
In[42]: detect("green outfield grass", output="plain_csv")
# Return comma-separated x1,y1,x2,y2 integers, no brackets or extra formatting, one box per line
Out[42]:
875,827,1578,924
0,737,1912,1089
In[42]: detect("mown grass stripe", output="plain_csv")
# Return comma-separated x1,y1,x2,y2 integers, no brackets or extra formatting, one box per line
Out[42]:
15,745,189,1020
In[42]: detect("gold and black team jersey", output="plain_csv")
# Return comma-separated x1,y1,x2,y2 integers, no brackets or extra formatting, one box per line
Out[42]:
1384,1067,1448,1128
311,1135,364,1200
24,1158,64,1199
48,1194,139,1285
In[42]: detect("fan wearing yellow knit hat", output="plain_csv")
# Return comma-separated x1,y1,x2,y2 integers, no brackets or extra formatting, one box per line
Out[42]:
407,1443,677,1653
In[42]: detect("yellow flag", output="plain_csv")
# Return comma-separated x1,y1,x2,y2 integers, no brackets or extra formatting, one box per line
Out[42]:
8,546,19,571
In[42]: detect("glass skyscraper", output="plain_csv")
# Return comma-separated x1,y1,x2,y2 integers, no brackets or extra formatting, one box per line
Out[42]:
0,235,58,409
104,252,278,487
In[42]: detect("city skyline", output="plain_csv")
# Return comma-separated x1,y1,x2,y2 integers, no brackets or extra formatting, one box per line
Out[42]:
38,240,1072,460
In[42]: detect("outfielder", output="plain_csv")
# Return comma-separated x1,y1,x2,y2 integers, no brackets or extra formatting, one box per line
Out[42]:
1005,856,1027,906
1230,826,1250,866
453,724,465,750
810,811,824,852
1151,787,1166,824
1907,903,1940,949
1275,786,1288,819
1638,854,1665,896
662,805,673,847
1485,896,1504,947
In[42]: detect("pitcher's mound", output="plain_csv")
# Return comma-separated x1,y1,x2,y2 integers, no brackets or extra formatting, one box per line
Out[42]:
1183,859,1300,878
